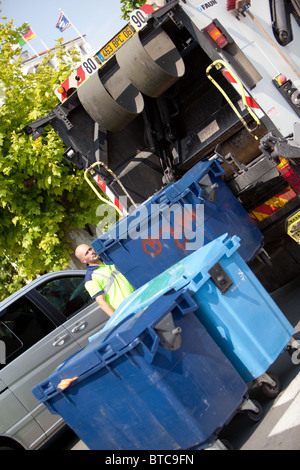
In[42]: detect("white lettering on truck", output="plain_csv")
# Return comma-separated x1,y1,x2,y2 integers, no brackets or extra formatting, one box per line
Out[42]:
197,0,218,13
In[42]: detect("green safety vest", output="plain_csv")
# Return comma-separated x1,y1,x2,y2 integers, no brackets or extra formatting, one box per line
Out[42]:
85,264,135,310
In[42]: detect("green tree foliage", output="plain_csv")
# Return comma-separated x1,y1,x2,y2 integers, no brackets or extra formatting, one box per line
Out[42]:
121,0,145,19
0,16,100,300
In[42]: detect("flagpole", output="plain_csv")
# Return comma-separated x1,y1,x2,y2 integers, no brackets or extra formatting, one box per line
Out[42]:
38,37,51,51
58,8,88,45
22,35,40,57
24,25,50,51
24,23,50,51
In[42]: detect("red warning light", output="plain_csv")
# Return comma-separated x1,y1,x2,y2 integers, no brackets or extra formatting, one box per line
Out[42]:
205,22,229,48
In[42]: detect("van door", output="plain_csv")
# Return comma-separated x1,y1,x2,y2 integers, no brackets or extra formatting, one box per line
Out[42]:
33,273,109,348
0,295,82,443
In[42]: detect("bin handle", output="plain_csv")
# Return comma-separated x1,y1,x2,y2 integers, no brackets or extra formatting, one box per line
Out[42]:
140,328,161,363
95,321,160,364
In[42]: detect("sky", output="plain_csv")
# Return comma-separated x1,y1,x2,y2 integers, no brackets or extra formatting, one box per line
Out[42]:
1,0,128,54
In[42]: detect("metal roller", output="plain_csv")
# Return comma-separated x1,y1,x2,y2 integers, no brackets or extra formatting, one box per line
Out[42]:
116,27,185,98
77,60,144,132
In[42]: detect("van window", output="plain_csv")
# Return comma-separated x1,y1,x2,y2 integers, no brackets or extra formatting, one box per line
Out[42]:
35,276,93,318
0,297,55,367
0,322,22,365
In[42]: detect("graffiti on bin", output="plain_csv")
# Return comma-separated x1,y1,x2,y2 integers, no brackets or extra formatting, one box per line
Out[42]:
141,205,206,256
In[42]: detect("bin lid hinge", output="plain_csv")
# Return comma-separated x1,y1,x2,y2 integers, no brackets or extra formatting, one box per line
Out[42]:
208,263,233,294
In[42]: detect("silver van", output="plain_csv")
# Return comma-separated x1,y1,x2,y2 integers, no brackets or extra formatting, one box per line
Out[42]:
0,270,108,450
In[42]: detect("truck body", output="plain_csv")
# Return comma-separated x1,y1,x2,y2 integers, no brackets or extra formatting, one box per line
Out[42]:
25,0,300,291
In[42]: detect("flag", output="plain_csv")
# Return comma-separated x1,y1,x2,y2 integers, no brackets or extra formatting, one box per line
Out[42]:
17,36,26,47
9,27,38,57
9,36,26,51
23,27,36,41
9,43,20,52
13,28,36,48
56,12,72,32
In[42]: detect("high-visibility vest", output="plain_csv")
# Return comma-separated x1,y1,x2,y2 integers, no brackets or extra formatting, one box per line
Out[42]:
85,264,135,310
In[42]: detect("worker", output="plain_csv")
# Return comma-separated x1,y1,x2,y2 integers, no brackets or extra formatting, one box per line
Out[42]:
75,244,135,317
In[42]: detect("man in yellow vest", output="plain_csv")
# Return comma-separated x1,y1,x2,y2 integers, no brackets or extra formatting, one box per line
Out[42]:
75,244,135,317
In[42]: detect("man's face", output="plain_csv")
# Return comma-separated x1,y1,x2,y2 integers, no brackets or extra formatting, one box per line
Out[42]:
80,245,99,264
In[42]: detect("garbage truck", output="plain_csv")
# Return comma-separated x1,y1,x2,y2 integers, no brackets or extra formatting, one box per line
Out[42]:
24,0,300,291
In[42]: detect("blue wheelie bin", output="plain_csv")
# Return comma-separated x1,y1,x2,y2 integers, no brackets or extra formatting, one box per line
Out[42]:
92,159,263,289
91,234,294,384
32,289,249,451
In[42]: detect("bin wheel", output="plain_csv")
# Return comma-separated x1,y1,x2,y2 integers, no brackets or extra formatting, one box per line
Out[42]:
246,399,264,423
261,373,281,398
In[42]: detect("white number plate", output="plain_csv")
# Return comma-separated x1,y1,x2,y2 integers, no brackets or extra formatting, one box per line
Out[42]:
130,9,148,31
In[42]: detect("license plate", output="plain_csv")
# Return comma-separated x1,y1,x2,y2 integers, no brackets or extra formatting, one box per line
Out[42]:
96,24,136,63
56,24,136,102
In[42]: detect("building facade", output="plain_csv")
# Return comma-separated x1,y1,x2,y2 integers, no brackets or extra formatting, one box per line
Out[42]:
20,36,94,75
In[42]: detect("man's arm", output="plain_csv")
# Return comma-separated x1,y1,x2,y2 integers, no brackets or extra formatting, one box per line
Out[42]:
95,293,115,317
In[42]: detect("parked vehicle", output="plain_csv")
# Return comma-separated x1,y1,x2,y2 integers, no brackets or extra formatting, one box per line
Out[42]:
0,270,108,450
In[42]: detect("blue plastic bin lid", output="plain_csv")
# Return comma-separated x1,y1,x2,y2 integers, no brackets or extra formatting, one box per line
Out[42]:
89,233,241,341
32,289,199,403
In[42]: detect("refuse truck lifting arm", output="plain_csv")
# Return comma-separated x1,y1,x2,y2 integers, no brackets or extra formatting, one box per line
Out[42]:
23,107,133,217
23,105,89,169
206,60,261,141
84,162,137,217
23,109,68,141
260,123,300,160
